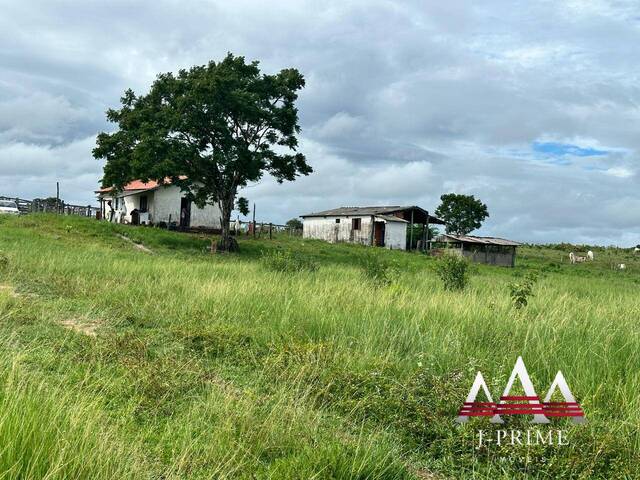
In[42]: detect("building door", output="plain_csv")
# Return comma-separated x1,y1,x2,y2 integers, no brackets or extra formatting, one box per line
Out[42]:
373,221,385,247
179,197,191,228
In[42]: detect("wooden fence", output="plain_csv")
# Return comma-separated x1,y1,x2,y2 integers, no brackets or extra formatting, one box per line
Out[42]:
235,219,301,238
0,196,99,218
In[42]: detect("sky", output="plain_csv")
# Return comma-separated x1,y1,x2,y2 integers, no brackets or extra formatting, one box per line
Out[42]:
0,0,639,245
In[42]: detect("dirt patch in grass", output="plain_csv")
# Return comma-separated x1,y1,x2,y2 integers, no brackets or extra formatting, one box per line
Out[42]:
59,317,100,337
0,285,20,298
116,234,154,254
413,468,440,479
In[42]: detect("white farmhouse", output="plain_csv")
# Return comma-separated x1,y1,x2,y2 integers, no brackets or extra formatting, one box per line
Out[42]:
301,206,444,250
96,179,221,229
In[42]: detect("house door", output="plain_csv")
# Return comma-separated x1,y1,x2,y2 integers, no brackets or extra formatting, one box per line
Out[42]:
373,221,385,247
179,197,191,228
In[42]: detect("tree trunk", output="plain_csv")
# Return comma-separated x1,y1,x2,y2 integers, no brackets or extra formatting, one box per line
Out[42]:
215,198,238,252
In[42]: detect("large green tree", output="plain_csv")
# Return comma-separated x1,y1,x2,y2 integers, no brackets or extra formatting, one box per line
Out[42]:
435,193,489,235
93,53,311,251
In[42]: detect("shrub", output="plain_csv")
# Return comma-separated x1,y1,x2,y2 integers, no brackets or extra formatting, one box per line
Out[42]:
435,254,469,291
361,254,400,287
261,249,318,273
508,272,539,309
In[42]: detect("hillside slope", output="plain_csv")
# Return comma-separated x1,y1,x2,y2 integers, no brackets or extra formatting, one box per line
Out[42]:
0,214,638,479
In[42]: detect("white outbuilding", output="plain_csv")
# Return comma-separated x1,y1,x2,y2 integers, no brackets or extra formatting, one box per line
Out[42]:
300,206,444,250
96,178,222,229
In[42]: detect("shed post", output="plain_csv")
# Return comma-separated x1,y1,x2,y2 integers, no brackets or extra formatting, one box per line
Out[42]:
409,209,414,250
252,203,256,238
369,215,375,246
425,212,430,252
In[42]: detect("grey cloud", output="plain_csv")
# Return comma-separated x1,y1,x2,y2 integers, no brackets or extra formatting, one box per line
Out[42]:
0,0,638,245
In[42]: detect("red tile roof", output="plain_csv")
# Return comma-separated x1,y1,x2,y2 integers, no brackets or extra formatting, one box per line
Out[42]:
96,176,186,193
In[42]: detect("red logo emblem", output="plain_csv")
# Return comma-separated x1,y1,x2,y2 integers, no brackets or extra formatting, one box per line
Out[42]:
456,357,585,424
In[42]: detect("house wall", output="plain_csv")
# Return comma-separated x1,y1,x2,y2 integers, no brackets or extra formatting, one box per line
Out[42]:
303,216,407,250
383,221,407,250
303,216,373,246
100,185,221,228
190,199,221,228
150,186,221,228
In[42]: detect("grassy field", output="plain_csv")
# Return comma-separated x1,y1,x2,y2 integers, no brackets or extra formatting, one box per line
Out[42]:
0,214,638,479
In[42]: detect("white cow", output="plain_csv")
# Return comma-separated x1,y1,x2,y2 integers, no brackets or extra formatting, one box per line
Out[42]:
634,247,640,254
618,263,626,270
587,250,594,261
569,252,587,264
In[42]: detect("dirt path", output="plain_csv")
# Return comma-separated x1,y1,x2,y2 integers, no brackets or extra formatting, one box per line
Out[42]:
116,234,154,254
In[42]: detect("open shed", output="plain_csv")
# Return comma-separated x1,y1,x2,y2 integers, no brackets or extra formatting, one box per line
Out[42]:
434,234,522,267
301,206,444,250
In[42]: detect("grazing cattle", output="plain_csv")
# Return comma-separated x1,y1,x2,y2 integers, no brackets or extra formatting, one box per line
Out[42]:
569,252,587,264
587,250,594,261
618,263,626,270
634,247,640,254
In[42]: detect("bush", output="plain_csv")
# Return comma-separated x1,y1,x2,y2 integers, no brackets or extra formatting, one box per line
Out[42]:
508,272,539,309
261,249,318,273
435,254,469,291
361,254,400,287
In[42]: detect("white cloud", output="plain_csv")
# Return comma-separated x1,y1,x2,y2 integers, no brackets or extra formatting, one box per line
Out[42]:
606,167,634,178
0,0,639,245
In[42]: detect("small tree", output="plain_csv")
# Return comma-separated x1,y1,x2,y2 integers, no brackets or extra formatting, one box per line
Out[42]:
508,272,539,309
285,218,303,231
435,193,489,235
93,53,311,252
435,254,469,291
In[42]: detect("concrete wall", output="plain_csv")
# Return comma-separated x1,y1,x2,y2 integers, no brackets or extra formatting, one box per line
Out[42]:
303,216,373,246
303,216,407,250
149,186,221,228
383,221,407,250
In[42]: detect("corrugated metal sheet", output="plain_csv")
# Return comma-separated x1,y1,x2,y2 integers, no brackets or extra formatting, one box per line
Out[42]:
374,214,408,223
436,234,522,246
301,206,444,224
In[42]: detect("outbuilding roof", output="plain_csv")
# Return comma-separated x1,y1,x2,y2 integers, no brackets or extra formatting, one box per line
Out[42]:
301,206,445,224
435,234,522,246
375,214,408,223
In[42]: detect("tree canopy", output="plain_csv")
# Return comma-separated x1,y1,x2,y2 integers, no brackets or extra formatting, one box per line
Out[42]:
285,218,303,230
435,193,489,235
93,53,311,250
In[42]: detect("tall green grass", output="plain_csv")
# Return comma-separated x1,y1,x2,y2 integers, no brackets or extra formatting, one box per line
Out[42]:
0,357,148,479
0,214,638,478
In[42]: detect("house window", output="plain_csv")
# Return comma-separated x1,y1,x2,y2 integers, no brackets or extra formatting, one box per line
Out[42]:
335,218,340,224
352,218,361,230
139,195,148,212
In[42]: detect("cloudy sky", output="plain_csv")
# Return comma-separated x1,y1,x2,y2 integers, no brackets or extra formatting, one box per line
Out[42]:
1,1,639,245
